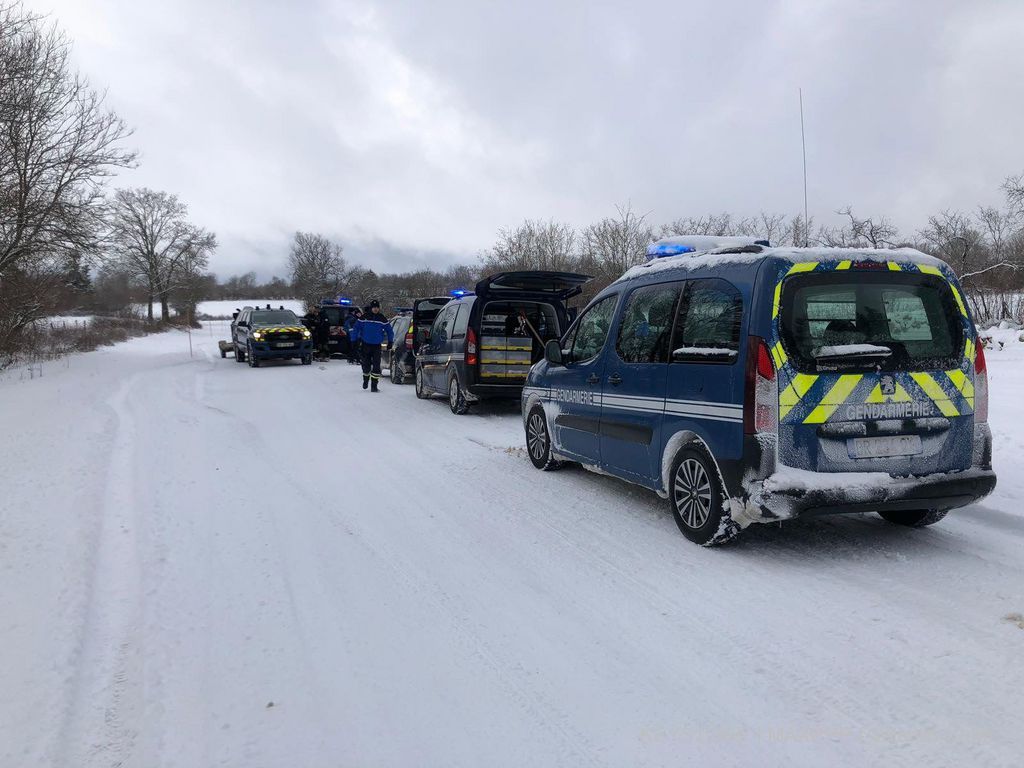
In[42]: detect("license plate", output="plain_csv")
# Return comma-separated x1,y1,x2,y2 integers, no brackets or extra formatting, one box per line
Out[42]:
848,435,922,459
275,342,294,348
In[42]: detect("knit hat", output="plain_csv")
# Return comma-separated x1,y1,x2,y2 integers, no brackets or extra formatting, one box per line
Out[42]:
369,299,381,309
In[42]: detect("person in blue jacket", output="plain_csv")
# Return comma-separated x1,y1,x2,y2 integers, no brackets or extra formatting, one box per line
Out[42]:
352,299,393,391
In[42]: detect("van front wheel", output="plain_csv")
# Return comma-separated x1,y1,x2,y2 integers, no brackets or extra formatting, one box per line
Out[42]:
526,406,562,470
878,509,949,527
669,446,738,546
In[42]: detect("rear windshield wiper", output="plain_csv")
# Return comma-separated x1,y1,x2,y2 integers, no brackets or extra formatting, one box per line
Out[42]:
813,344,893,365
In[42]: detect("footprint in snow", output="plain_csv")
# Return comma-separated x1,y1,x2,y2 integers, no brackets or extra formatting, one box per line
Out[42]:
1003,613,1024,630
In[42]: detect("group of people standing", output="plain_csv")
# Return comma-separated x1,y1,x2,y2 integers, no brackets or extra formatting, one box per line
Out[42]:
302,300,394,392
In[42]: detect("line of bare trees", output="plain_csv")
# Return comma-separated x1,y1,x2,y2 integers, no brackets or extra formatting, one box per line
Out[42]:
0,3,217,365
281,184,1024,323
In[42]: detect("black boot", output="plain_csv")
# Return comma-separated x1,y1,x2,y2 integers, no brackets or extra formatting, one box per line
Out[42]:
371,378,379,392
362,376,369,390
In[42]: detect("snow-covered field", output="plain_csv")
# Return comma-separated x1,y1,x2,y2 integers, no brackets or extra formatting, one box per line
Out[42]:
194,299,304,318
1,327,1022,767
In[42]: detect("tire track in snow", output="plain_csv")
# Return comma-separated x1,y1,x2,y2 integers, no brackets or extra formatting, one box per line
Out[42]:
55,374,145,768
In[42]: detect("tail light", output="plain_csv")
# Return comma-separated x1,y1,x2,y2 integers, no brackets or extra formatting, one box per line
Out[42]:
405,325,414,349
466,326,478,366
744,335,777,435
974,342,988,424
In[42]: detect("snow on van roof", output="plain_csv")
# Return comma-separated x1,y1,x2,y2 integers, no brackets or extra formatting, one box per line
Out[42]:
617,244,947,284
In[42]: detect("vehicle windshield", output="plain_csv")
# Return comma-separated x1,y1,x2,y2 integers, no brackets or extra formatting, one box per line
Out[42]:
779,272,963,372
251,310,299,325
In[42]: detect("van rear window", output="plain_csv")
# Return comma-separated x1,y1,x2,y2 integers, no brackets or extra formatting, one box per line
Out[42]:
779,273,963,371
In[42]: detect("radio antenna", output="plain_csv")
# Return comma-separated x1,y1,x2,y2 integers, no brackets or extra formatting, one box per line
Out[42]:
799,88,809,246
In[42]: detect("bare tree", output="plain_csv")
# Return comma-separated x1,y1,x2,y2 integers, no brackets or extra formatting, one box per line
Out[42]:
819,207,900,249
109,188,213,320
580,204,653,281
658,213,735,239
482,219,580,273
287,232,352,310
0,2,135,358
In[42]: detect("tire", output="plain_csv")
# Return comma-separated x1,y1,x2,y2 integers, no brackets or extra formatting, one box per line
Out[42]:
301,354,312,365
448,370,470,415
391,359,404,384
247,343,259,368
526,405,562,470
878,509,949,527
235,343,246,363
669,446,738,546
415,366,429,399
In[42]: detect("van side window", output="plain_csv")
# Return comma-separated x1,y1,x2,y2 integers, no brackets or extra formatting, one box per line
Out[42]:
432,305,455,343
452,301,471,339
673,279,743,360
569,295,617,363
616,283,683,364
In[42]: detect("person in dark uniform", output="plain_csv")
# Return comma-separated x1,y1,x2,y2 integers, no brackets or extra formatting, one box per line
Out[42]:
343,308,362,364
351,300,394,391
315,309,332,360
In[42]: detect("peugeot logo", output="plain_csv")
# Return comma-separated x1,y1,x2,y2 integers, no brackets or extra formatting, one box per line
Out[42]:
880,375,896,396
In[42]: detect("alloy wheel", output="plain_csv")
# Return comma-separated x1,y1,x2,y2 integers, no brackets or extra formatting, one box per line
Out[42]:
527,412,547,461
673,458,712,529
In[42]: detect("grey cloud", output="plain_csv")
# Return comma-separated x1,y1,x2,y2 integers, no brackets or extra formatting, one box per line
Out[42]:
33,0,1024,279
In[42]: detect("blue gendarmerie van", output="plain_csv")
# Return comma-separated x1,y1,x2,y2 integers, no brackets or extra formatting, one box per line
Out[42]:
522,236,997,546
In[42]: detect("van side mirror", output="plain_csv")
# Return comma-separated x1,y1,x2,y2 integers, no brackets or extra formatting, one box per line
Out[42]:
544,339,563,365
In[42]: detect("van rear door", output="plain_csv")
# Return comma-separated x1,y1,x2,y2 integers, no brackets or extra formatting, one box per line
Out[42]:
774,263,976,475
475,271,592,300
412,297,452,349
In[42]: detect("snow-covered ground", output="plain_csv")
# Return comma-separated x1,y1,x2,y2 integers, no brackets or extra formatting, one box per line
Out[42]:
1,327,1022,767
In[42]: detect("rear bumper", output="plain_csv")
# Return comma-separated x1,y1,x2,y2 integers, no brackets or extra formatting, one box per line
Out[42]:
732,424,997,527
740,469,997,525
250,341,313,359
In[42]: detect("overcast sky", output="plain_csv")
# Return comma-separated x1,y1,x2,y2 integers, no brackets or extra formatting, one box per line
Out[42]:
31,0,1024,279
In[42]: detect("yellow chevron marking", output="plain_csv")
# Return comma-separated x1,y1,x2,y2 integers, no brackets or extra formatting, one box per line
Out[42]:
946,369,975,409
803,374,863,424
950,285,968,316
910,372,960,417
865,381,913,404
917,264,943,277
773,262,819,318
836,260,852,270
771,341,788,369
779,373,818,420
887,261,902,271
965,337,976,364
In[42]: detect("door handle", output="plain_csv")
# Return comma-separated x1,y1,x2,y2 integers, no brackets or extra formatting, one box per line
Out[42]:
608,373,623,386
586,373,600,385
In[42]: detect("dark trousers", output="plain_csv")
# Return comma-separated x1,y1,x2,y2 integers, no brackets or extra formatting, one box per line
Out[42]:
361,345,382,383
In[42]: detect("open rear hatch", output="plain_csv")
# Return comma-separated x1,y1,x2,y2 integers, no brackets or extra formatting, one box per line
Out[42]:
412,296,452,347
475,271,591,301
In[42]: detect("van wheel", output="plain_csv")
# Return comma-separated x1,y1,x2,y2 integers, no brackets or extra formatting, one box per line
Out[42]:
526,406,562,470
448,371,470,415
235,344,246,362
247,343,259,368
669,446,738,546
415,367,429,399
878,509,949,527
392,361,404,384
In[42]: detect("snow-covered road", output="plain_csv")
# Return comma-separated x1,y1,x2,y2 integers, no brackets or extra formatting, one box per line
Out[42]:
2,325,1023,767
